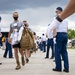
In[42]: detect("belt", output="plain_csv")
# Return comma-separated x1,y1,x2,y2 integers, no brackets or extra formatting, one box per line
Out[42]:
57,32,67,34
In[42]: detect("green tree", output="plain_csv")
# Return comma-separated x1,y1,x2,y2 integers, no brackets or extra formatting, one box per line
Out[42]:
68,29,75,39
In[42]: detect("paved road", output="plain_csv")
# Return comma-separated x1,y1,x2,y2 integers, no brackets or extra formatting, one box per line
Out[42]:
0,49,75,75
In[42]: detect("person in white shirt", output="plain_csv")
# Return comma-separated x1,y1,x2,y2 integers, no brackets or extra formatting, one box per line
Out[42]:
38,37,43,51
45,24,54,59
53,19,69,73
49,7,69,73
41,34,46,52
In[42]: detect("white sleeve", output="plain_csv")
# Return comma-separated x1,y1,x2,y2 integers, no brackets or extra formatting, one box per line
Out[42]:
48,19,61,34
18,26,24,42
46,27,49,36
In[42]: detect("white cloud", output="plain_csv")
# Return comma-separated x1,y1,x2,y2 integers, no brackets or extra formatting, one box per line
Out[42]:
68,21,75,30
0,5,55,36
0,3,75,36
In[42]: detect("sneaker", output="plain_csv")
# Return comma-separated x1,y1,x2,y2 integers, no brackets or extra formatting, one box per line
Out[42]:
26,59,29,63
15,65,21,70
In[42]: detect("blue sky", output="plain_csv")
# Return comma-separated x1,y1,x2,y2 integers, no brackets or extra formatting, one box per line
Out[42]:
0,0,75,36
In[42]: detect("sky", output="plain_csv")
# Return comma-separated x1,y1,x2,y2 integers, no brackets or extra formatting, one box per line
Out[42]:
0,0,75,36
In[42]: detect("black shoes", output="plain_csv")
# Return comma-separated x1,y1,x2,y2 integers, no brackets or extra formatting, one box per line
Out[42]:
50,57,54,59
45,57,49,59
9,57,14,59
52,68,62,72
0,63,2,65
53,68,69,73
3,56,7,58
26,59,29,63
45,57,54,59
63,69,69,73
3,56,14,58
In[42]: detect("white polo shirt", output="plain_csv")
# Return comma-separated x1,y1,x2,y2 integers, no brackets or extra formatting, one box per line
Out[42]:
46,26,53,39
56,19,68,33
41,35,46,41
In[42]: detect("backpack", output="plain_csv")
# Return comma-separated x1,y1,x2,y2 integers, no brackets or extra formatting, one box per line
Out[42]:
20,28,34,50
2,37,5,42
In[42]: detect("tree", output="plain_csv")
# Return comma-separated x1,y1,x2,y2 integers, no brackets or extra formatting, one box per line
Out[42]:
68,29,75,39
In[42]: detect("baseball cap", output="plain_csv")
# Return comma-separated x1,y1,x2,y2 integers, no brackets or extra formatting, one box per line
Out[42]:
0,16,2,20
56,7,63,11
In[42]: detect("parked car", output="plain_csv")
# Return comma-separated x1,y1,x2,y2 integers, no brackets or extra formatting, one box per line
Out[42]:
70,39,75,47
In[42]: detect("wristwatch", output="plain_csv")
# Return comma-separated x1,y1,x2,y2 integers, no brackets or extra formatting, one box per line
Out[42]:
56,16,63,22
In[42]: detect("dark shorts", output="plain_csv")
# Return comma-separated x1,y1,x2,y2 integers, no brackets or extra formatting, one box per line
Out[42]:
12,43,21,48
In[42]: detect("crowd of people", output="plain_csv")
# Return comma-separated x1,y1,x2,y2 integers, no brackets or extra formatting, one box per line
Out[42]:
0,0,75,73
0,12,37,70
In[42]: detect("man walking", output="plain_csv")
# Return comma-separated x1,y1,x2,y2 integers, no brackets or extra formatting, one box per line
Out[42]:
8,12,25,70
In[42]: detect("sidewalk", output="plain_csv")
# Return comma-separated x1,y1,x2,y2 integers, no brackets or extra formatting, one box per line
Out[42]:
0,49,75,75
